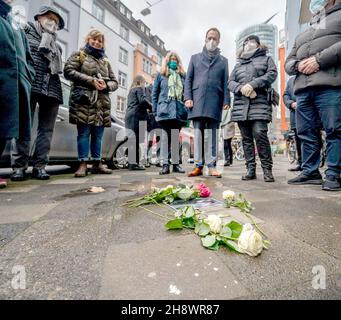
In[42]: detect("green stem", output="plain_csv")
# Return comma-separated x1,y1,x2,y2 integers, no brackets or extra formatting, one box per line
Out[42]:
141,206,171,221
244,212,269,238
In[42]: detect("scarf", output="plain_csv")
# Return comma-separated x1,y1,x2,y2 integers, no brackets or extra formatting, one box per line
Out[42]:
85,43,105,60
168,69,183,100
34,21,63,75
203,46,221,62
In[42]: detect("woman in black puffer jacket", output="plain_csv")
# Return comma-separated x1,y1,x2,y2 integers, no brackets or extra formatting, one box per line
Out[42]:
229,35,278,183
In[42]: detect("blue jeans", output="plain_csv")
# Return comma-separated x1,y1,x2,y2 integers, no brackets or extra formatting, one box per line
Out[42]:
77,124,105,161
193,118,219,169
296,87,341,177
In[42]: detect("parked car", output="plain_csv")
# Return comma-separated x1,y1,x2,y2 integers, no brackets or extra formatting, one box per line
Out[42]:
0,81,127,170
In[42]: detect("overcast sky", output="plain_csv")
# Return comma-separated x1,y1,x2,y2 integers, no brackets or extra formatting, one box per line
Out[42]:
123,0,287,68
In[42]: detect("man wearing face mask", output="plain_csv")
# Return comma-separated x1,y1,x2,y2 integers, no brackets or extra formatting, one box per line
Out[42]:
185,28,230,178
11,6,65,181
285,0,341,191
0,0,35,188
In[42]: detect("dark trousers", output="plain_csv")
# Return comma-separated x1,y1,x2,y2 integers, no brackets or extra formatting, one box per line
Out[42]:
77,124,105,161
224,138,233,164
193,118,220,169
160,121,182,165
296,87,341,177
238,120,273,171
293,128,302,166
11,93,59,170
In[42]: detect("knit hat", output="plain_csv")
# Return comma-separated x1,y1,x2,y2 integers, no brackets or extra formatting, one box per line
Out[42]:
34,5,65,30
243,35,261,46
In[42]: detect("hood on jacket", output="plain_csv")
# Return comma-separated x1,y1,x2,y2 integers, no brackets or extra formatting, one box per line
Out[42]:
237,45,268,61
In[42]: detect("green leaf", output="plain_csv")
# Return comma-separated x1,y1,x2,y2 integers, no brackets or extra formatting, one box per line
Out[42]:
202,235,217,248
185,206,196,218
195,223,211,237
177,189,195,201
220,226,233,239
182,217,196,230
165,219,183,230
228,221,243,239
263,240,271,250
221,239,241,253
208,241,221,251
164,195,175,204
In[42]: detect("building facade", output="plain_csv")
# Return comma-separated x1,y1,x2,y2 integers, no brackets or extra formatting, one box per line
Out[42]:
12,0,167,120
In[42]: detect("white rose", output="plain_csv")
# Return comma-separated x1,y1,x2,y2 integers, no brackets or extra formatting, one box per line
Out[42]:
204,215,222,234
166,185,174,190
238,224,263,257
223,190,236,200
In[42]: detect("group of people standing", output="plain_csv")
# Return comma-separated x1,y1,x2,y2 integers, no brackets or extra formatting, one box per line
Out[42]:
0,0,340,192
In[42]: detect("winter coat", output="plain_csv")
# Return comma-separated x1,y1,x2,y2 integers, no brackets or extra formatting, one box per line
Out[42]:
228,48,278,123
184,48,230,122
285,4,341,94
152,72,187,125
0,1,35,140
125,87,152,133
24,22,63,104
283,77,297,129
64,47,119,128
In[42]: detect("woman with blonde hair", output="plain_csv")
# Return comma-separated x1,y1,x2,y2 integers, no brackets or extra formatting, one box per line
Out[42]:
64,29,118,177
125,75,152,171
152,51,188,175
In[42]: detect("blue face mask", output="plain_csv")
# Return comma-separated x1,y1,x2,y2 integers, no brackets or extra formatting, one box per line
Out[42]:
168,61,178,70
309,0,327,13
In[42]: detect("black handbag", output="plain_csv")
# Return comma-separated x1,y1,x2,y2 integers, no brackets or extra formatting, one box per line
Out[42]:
71,87,92,105
267,88,280,107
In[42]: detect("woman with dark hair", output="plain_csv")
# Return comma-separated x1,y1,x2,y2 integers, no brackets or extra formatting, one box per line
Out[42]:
125,75,152,171
152,51,188,175
64,29,118,177
229,35,278,183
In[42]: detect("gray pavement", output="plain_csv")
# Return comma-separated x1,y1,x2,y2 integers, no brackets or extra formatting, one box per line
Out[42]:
0,157,340,300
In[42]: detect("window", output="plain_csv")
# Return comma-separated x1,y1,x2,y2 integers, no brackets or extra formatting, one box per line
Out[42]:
92,1,104,22
142,58,153,75
117,96,127,113
56,40,67,63
118,71,127,88
119,47,128,65
126,11,132,20
157,53,163,66
53,2,69,30
141,40,148,56
120,4,125,15
120,24,129,41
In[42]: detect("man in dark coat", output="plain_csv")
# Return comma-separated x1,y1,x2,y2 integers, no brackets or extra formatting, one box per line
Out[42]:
0,0,35,188
283,76,303,172
285,0,341,191
229,35,278,182
11,5,65,181
185,28,230,178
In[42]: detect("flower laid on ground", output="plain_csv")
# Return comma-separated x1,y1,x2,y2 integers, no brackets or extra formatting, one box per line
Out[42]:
165,205,269,257
124,184,205,207
223,190,236,207
197,183,211,198
222,190,254,213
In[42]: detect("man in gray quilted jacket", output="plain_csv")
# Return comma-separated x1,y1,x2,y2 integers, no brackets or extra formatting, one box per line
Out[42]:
285,0,341,191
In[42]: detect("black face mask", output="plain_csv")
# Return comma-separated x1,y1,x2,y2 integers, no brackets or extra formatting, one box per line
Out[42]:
85,43,105,60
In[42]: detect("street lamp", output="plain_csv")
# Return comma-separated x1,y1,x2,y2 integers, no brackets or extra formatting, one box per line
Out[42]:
141,0,166,16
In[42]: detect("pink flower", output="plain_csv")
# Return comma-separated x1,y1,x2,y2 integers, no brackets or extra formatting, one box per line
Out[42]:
197,183,211,198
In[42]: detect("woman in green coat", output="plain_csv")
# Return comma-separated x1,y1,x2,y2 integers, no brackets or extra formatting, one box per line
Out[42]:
0,0,35,188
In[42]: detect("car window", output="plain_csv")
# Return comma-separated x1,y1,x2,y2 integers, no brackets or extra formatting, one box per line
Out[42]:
61,83,71,109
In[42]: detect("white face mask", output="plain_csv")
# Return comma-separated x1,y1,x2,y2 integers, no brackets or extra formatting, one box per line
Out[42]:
206,39,218,52
244,41,258,53
40,17,58,33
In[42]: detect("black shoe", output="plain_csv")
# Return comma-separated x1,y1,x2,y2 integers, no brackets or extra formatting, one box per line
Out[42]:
155,161,162,168
288,165,303,172
160,165,170,175
144,162,151,168
264,169,275,183
288,172,323,185
32,168,50,180
224,161,231,167
128,164,146,171
173,165,185,174
11,169,27,182
322,176,341,192
242,168,257,181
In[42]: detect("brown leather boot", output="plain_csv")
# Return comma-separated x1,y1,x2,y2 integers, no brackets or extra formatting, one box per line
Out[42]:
75,161,88,178
188,167,203,177
91,161,112,175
